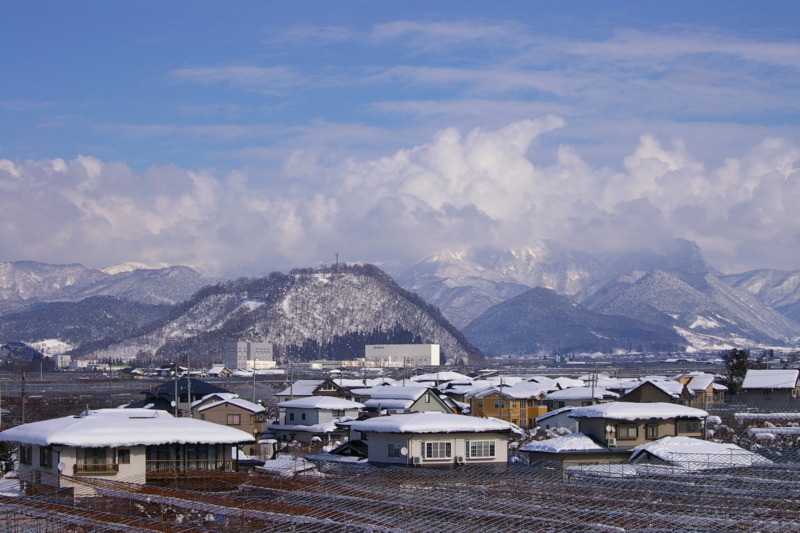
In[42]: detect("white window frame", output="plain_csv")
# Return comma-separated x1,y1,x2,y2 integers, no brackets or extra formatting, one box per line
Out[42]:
466,440,496,459
423,441,453,461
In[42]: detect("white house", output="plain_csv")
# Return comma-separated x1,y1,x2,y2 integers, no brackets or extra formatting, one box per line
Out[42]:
362,386,456,414
349,413,522,466
268,396,364,443
0,408,255,496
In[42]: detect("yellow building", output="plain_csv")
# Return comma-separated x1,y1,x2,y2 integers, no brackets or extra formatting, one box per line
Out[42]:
467,386,548,429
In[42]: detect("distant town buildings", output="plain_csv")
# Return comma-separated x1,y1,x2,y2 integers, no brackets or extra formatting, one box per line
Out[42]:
364,344,440,367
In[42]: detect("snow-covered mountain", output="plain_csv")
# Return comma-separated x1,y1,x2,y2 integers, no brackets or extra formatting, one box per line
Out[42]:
397,239,714,328
462,287,687,356
719,269,800,323
74,264,483,366
0,261,208,314
574,270,800,345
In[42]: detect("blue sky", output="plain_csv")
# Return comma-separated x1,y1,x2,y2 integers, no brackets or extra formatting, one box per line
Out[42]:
2,2,800,276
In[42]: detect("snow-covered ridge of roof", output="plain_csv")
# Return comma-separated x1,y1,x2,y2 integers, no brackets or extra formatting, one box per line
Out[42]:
735,412,800,422
519,433,606,453
365,386,430,401
278,396,365,410
276,380,324,397
197,398,266,413
569,402,708,421
268,420,340,433
536,406,576,423
350,413,522,435
684,374,716,391
363,399,414,410
411,371,472,383
0,409,255,447
466,385,547,400
625,379,689,399
545,387,619,401
741,369,800,389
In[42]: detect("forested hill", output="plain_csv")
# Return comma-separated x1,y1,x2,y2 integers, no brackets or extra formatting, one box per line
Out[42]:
74,264,484,367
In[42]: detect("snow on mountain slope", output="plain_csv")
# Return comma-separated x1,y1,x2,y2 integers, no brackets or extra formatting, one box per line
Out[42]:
575,270,800,345
78,264,483,366
720,269,800,322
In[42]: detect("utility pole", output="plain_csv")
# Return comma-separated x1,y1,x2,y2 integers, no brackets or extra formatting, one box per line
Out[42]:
187,354,193,418
21,371,26,424
173,363,178,417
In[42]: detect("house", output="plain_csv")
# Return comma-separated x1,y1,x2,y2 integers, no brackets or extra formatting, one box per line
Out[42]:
568,402,708,450
349,412,522,467
535,406,579,433
741,369,800,401
519,433,624,465
543,386,619,410
618,380,694,405
362,386,456,414
268,396,364,443
207,364,233,378
0,408,255,496
466,384,548,429
676,372,727,408
194,397,267,439
127,378,232,414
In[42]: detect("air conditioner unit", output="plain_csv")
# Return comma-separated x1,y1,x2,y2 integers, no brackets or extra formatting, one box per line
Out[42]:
607,438,617,448
456,456,465,464
412,456,421,465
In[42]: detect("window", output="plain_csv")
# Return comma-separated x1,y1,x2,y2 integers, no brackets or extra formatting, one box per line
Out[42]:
467,440,496,459
494,400,505,409
388,443,404,458
617,425,639,439
646,424,659,439
332,409,345,417
289,412,295,421
520,400,527,409
20,445,32,465
477,400,483,409
425,393,431,403
227,414,241,426
39,447,53,468
424,441,452,460
764,390,773,400
301,412,306,421
678,421,702,433
511,401,517,409
117,449,130,464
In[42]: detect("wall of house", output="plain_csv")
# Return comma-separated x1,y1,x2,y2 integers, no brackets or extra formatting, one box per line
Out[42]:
409,391,452,414
579,418,701,448
620,384,673,404
471,394,546,428
281,407,360,426
198,404,265,436
365,432,510,466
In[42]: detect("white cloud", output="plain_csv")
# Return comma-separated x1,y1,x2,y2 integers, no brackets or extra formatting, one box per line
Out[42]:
3,118,800,275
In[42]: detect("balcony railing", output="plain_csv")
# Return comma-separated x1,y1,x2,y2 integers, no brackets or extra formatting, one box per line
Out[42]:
74,462,119,475
146,459,232,473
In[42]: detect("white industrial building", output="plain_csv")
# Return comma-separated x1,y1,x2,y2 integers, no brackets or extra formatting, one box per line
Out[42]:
224,340,275,370
364,344,440,367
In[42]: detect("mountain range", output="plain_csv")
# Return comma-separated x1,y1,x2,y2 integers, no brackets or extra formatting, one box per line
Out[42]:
70,264,483,367
2,238,800,361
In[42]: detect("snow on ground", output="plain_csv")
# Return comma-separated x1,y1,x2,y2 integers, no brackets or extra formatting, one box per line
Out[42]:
256,455,321,477
240,300,265,311
735,412,800,422
690,315,722,329
0,478,21,497
29,339,73,355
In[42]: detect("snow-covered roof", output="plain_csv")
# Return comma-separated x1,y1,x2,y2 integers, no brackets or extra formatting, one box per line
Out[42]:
545,387,619,401
276,380,324,397
625,379,689,399
684,374,716,392
630,437,772,470
741,369,800,390
350,413,523,435
536,406,576,423
197,398,266,413
569,402,708,421
364,386,430,401
466,385,547,400
519,433,606,453
268,420,340,434
411,371,473,383
191,392,239,407
363,399,414,410
277,396,365,410
0,409,255,447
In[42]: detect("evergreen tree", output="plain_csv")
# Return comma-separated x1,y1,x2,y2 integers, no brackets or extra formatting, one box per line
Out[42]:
722,348,749,394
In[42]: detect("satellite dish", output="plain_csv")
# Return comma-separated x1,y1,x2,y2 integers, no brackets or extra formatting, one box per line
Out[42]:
171,401,176,407
57,462,66,472
400,447,408,457
606,425,614,433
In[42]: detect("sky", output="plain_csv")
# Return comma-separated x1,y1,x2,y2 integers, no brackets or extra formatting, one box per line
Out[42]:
2,1,800,277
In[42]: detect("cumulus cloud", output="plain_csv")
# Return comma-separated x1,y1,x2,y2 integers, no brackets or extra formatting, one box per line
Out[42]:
3,118,800,275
